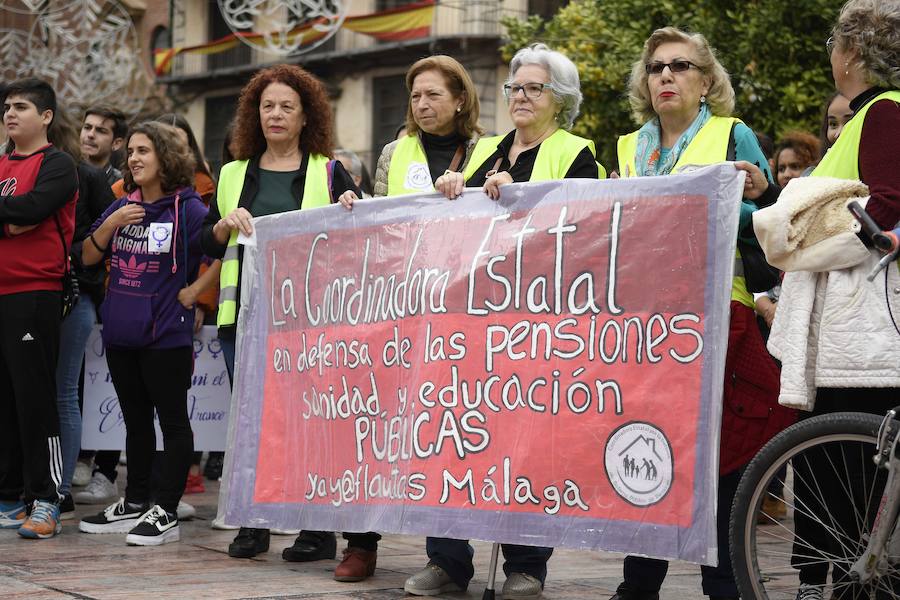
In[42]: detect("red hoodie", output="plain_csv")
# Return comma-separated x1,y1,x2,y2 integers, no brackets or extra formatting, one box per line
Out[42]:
0,145,78,295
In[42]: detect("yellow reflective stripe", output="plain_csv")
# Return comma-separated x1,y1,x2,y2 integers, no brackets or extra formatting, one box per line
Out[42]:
812,90,900,181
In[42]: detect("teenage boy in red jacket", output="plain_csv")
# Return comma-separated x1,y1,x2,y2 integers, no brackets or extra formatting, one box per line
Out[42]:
0,78,78,539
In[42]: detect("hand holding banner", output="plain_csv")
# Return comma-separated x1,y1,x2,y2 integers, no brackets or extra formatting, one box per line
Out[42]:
221,164,744,565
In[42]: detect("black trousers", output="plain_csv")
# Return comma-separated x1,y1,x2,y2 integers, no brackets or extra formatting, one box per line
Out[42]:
106,346,194,514
0,291,63,504
621,468,742,597
793,387,900,597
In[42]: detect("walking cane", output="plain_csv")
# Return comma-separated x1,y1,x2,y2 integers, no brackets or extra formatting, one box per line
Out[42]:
482,542,500,600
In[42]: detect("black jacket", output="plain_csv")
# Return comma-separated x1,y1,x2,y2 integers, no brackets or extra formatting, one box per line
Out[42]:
73,162,115,304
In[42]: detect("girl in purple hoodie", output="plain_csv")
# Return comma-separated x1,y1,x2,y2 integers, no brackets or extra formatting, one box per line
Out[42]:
78,121,216,546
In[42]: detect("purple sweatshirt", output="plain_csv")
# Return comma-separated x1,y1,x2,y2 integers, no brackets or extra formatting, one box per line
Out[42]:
90,187,208,349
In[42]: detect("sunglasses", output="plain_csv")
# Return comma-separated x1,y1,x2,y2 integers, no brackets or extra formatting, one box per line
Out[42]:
645,60,699,76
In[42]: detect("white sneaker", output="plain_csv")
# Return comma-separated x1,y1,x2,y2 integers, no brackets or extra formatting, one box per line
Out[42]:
126,505,179,546
176,500,196,520
74,472,118,504
72,461,93,487
271,528,301,535
211,515,239,530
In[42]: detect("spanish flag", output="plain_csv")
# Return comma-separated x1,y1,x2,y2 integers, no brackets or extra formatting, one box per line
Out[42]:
344,0,435,42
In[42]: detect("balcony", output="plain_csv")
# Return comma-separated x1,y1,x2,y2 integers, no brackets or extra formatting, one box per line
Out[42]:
162,0,529,82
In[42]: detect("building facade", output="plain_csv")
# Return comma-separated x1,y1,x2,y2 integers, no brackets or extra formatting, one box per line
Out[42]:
158,0,565,175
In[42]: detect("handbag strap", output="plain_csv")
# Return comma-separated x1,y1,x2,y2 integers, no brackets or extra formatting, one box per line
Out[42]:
446,144,466,173
52,213,71,277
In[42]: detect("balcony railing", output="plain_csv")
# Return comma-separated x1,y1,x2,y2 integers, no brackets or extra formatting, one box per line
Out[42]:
167,0,528,79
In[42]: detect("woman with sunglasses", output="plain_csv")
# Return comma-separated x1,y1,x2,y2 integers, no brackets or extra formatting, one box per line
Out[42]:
610,27,793,600
433,43,604,204
405,44,604,600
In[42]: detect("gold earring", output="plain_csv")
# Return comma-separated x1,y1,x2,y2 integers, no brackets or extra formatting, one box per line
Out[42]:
845,61,850,76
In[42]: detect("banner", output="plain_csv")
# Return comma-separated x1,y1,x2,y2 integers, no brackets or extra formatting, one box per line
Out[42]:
221,164,744,565
82,325,231,451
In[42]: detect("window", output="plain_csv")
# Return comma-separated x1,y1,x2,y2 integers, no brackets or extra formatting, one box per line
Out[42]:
371,75,407,173
204,95,239,177
208,0,251,71
150,25,170,66
528,0,568,19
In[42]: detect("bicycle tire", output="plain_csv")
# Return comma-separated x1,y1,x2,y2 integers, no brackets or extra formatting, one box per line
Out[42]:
729,411,898,600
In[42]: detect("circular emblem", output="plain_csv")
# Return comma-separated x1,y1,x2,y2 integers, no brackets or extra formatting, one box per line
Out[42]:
404,162,433,191
605,421,674,507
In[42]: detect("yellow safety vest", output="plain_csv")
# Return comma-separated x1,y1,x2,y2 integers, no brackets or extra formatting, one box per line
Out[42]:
387,135,437,196
463,128,607,181
216,154,331,327
617,116,755,308
811,90,900,180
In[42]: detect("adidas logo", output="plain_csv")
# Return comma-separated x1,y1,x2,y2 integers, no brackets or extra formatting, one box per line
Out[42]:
21,333,34,342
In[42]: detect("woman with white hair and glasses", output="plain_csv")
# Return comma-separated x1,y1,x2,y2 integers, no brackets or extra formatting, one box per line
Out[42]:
404,45,603,600
433,43,605,203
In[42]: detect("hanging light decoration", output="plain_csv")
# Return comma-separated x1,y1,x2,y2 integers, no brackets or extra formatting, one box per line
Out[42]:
216,0,348,57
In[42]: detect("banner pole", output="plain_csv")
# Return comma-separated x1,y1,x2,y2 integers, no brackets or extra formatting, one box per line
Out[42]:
482,542,500,599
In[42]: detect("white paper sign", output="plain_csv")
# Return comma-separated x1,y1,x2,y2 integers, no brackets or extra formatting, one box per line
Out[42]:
82,325,231,451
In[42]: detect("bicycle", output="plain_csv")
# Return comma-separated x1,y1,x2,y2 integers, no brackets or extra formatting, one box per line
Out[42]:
729,203,900,600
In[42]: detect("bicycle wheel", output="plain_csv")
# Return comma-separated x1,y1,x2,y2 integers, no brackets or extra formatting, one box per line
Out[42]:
730,411,900,600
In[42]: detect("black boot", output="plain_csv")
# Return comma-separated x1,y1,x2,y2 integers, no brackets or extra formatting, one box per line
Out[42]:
282,530,337,562
610,584,660,600
228,527,270,558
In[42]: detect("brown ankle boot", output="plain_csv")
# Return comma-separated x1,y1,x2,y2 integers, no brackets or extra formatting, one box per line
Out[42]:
333,547,377,582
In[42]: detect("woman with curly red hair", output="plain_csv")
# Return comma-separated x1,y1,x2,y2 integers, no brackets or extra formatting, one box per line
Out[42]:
773,130,821,187
199,65,371,579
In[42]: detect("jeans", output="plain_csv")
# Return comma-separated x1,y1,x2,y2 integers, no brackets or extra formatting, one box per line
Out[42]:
426,537,553,590
620,469,743,597
55,296,96,496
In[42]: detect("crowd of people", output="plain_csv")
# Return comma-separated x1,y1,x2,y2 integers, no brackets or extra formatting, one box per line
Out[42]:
0,0,897,598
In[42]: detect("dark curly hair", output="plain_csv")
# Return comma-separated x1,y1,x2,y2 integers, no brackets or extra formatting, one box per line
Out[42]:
230,64,334,160
122,121,196,194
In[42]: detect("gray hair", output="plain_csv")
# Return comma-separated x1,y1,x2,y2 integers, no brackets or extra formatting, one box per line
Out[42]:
508,43,583,129
334,148,362,177
833,0,900,89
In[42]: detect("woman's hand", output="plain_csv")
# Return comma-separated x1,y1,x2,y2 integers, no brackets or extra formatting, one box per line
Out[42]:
178,286,198,310
734,161,769,201
755,295,777,328
109,203,146,229
213,207,253,243
483,171,513,201
193,307,205,333
337,190,359,211
434,171,465,200
7,224,38,235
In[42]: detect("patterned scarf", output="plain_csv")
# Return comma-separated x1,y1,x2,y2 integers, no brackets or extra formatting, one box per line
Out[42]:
634,103,711,177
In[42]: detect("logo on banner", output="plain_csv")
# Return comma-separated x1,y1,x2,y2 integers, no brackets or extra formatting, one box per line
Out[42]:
404,162,432,191
605,422,674,507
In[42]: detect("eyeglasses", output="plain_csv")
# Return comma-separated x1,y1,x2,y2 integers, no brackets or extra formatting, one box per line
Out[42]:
503,82,554,100
645,60,699,76
826,36,835,53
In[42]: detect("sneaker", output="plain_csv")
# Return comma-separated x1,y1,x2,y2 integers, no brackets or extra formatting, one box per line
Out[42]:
72,461,93,487
176,500,196,520
404,563,464,595
271,528,301,535
18,500,61,539
59,494,75,521
0,500,27,529
211,515,240,530
126,505,179,546
74,472,117,505
228,527,270,558
796,583,825,600
502,572,543,600
79,498,149,534
184,472,205,494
